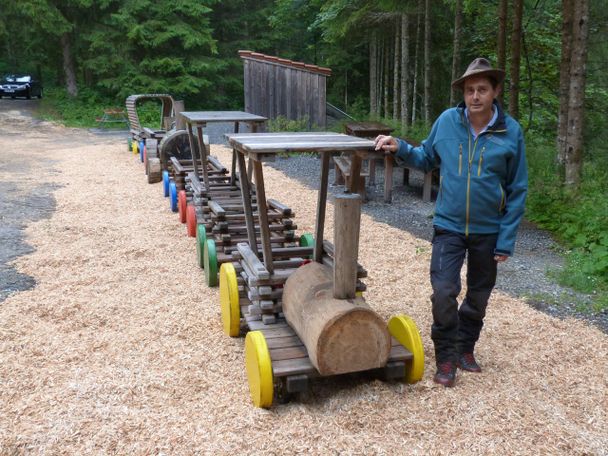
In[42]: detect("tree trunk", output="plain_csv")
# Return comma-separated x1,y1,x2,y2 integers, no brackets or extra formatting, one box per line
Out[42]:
497,0,508,70
60,32,78,97
508,0,523,119
344,69,348,108
497,0,508,104
400,13,410,130
378,34,384,116
557,0,574,165
393,21,400,120
369,31,378,116
450,0,463,106
564,0,589,187
412,4,422,124
384,35,389,119
423,0,432,123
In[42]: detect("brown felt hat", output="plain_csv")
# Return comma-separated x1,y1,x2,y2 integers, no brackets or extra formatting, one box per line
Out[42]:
451,57,505,90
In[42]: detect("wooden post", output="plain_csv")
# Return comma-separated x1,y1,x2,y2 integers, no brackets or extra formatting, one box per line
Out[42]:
236,151,258,256
185,122,200,178
313,151,331,263
174,101,185,130
383,154,394,203
230,122,239,186
333,193,361,300
195,125,210,189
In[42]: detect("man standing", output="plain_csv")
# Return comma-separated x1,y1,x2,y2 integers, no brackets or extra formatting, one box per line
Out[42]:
374,58,527,387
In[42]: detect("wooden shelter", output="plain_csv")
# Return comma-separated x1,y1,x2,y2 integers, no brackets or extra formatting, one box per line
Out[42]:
239,50,332,129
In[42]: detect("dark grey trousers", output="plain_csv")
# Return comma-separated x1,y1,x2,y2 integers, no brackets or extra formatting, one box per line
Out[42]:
430,227,498,364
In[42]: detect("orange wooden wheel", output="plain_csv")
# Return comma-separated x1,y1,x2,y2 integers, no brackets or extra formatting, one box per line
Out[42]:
186,205,197,237
178,190,187,223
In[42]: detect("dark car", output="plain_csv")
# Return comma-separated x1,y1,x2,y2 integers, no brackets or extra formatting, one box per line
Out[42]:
0,74,43,99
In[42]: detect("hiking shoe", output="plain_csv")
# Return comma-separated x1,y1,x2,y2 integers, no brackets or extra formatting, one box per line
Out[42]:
433,361,457,387
458,353,482,373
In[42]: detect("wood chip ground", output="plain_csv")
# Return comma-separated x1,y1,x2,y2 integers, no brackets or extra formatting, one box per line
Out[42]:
0,114,606,454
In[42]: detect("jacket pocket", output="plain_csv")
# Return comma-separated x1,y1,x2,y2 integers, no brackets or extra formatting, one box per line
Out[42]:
498,183,506,213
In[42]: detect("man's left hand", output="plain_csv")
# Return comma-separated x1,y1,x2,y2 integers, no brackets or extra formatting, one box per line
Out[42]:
494,255,508,263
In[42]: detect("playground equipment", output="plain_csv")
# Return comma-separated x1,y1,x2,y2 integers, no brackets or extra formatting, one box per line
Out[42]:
220,132,424,408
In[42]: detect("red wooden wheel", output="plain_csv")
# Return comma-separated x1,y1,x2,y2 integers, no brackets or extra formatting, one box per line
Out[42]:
186,204,197,237
178,190,187,223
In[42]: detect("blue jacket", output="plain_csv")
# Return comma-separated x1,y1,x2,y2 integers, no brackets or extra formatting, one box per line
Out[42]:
395,101,527,256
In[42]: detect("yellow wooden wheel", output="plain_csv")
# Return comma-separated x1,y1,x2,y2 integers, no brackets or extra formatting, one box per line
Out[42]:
245,331,273,408
219,262,240,337
132,139,138,155
388,315,425,383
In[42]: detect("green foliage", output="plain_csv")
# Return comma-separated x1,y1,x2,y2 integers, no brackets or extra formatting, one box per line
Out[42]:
267,116,312,132
37,86,112,127
526,135,608,310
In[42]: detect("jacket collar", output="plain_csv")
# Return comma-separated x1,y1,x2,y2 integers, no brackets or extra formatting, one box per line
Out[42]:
457,100,507,132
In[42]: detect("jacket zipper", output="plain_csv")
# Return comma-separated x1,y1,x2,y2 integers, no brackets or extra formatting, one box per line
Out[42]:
499,184,505,213
477,146,486,176
466,134,481,237
458,144,463,175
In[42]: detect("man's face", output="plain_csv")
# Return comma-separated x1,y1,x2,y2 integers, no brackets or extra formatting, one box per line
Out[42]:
463,76,499,118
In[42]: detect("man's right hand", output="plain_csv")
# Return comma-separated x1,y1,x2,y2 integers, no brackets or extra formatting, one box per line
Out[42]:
374,135,398,153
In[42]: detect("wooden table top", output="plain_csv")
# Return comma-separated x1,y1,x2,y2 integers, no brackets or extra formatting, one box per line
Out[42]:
180,111,267,124
344,121,394,137
226,132,375,159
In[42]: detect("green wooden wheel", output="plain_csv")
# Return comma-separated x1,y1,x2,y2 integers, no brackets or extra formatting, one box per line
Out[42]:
203,238,219,287
196,224,207,269
299,233,314,259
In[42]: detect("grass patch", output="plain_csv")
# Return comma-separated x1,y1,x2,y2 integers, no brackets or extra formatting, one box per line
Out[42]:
38,87,163,130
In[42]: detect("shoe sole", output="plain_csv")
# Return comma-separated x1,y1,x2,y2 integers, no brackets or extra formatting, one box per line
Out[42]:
457,363,481,373
433,376,456,387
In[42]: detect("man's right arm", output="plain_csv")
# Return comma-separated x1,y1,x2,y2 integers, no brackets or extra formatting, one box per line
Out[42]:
375,119,441,174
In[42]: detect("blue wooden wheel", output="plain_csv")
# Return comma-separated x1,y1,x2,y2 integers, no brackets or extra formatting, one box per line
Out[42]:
169,181,178,212
139,140,145,163
162,171,170,197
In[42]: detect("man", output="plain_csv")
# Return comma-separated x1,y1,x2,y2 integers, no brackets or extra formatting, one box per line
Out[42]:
374,58,527,387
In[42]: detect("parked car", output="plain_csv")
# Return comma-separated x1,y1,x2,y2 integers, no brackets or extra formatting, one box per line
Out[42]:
0,74,43,99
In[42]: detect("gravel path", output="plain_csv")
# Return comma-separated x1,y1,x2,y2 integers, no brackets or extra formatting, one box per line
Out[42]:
266,154,607,334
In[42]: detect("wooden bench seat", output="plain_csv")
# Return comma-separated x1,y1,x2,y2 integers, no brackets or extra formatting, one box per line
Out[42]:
332,156,369,199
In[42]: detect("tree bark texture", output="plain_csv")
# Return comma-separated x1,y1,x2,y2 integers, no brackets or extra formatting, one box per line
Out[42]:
412,5,422,124
497,0,508,71
564,0,589,187
497,0,508,104
393,20,400,120
423,0,432,123
557,0,574,165
383,35,389,119
282,262,391,376
401,13,410,130
450,0,463,106
61,32,78,97
508,0,523,119
369,31,378,116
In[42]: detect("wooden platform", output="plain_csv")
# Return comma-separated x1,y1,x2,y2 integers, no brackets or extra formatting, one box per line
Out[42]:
246,317,411,378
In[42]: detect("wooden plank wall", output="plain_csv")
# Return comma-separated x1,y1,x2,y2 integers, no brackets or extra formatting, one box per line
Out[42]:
242,57,328,129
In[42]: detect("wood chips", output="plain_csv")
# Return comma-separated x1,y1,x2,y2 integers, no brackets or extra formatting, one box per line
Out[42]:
0,118,606,455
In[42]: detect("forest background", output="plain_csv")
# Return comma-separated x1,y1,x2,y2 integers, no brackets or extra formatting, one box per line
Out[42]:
0,0,606,312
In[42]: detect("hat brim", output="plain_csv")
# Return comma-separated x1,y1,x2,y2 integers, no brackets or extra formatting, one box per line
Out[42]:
452,69,505,90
